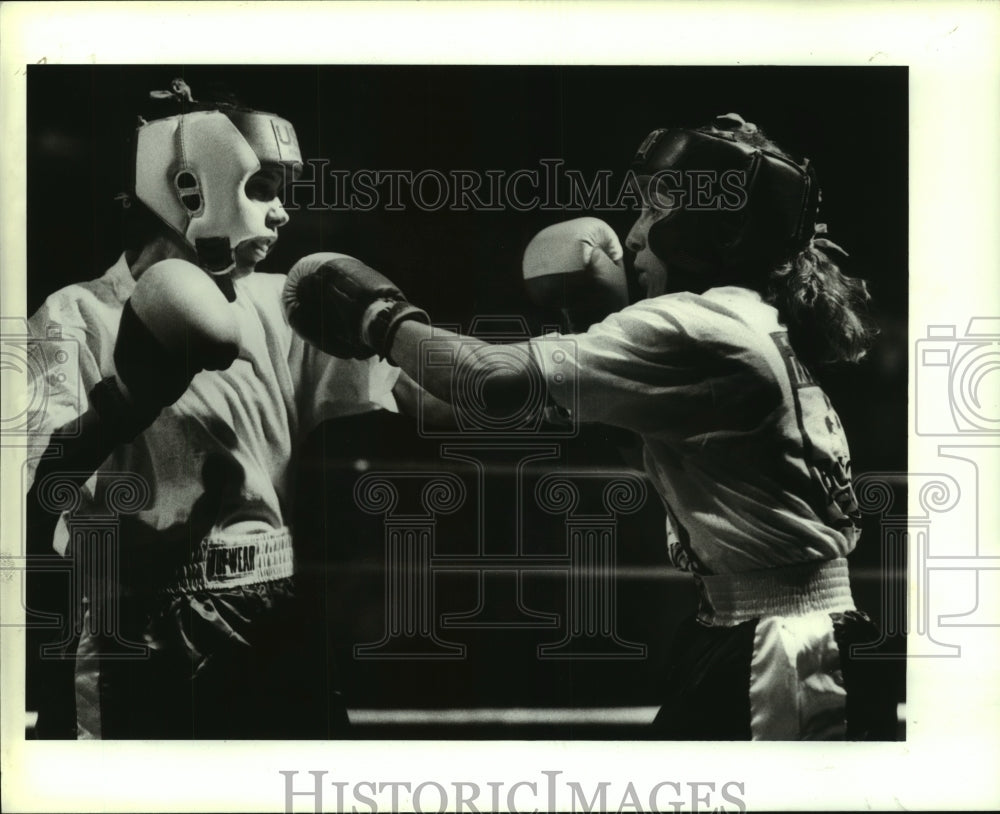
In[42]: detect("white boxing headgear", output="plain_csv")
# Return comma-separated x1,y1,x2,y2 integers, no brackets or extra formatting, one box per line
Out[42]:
134,103,302,272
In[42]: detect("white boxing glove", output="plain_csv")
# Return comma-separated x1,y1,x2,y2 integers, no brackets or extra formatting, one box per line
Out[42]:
522,217,628,331
112,259,240,415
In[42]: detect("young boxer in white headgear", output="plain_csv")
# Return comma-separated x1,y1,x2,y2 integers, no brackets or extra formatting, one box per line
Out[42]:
26,79,407,738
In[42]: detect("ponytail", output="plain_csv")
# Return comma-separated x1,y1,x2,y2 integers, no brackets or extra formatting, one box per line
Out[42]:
692,116,879,367
764,227,877,367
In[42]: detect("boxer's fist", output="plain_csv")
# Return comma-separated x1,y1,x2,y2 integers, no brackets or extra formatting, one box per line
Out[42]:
114,259,240,415
283,253,429,362
523,217,629,331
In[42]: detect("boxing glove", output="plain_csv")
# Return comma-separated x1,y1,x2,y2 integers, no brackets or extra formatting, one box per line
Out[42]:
282,252,430,361
523,217,629,331
111,259,240,423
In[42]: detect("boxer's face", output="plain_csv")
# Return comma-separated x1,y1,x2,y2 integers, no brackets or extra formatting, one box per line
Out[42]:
625,176,675,298
232,165,291,277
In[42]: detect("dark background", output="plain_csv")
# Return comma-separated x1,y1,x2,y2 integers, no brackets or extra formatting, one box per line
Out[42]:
26,65,907,737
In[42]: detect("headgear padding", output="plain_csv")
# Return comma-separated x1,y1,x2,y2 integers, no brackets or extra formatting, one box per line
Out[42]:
134,107,302,273
631,124,819,287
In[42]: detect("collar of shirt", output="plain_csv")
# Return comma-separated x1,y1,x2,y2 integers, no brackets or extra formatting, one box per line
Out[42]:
103,252,137,304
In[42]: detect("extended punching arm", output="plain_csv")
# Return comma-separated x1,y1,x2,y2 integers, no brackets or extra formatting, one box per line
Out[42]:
283,254,542,419
387,321,540,422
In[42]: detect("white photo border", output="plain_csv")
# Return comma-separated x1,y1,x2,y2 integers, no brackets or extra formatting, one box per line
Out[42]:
2,2,999,812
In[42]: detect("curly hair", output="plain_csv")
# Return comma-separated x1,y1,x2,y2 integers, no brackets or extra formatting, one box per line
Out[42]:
698,114,878,366
764,239,877,365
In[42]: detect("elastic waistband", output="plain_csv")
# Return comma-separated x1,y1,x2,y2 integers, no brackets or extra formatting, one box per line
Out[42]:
696,558,855,626
164,527,294,595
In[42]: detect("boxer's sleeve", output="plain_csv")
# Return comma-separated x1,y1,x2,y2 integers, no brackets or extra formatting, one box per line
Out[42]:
254,270,398,435
24,291,112,489
293,336,401,434
529,294,780,440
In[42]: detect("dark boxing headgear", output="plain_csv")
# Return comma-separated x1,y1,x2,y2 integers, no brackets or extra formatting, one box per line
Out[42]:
630,114,820,288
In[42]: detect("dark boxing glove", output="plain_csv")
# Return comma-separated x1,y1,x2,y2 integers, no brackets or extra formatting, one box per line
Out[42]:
282,252,430,361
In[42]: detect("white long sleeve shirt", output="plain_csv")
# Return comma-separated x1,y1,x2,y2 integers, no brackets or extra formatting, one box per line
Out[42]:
531,286,861,575
27,254,399,553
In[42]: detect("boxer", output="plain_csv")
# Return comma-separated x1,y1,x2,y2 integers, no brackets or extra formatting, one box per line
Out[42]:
26,79,406,738
282,113,896,740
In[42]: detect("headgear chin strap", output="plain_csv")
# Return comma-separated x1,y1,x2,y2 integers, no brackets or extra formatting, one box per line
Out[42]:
133,86,303,277
630,125,820,289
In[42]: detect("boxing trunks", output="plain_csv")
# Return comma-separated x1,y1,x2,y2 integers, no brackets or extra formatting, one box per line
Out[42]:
73,526,348,739
651,558,897,740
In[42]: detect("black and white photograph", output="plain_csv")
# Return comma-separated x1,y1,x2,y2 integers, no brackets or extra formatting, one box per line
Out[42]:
2,3,998,813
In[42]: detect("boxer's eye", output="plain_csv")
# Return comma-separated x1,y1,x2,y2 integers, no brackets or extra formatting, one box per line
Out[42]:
637,175,682,216
245,171,284,203
645,185,681,214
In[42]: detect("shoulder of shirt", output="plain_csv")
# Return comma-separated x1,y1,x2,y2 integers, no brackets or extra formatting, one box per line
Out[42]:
29,256,132,333
643,285,769,313
635,286,780,334
236,269,287,296
232,269,289,319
